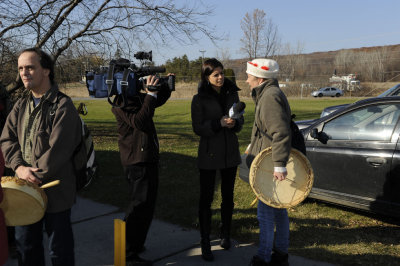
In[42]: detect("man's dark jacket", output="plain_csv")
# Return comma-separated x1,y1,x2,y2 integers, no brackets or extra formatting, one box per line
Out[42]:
111,90,171,166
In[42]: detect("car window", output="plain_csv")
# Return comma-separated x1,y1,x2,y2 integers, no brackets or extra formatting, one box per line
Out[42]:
390,88,400,96
378,84,400,97
322,103,400,141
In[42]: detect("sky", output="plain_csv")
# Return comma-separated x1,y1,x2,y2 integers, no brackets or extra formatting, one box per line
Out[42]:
151,0,400,65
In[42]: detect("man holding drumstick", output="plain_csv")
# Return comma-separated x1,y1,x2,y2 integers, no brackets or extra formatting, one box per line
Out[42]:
0,48,82,265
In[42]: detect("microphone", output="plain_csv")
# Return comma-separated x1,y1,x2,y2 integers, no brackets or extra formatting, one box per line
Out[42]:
229,101,246,119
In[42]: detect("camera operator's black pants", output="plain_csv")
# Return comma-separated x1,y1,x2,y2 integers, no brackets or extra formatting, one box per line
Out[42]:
124,162,158,259
198,167,237,240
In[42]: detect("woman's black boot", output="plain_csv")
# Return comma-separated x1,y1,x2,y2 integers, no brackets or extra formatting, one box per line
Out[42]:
220,237,231,250
199,210,213,261
200,238,214,261
220,225,231,250
220,203,232,250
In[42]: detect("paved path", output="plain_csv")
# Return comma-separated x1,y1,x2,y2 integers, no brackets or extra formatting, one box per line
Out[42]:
5,197,336,266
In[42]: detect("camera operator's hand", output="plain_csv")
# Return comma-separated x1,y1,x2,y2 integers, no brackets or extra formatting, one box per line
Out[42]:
145,75,159,95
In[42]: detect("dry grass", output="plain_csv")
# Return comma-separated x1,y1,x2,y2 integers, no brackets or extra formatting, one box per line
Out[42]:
61,80,399,100
60,81,201,99
59,82,90,98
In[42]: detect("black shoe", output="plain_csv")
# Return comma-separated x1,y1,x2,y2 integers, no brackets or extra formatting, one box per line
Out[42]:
270,250,289,266
220,237,231,250
8,243,18,259
126,254,153,266
138,246,146,254
249,255,269,266
200,238,214,261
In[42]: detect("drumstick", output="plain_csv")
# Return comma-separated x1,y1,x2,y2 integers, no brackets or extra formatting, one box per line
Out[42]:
250,197,258,207
283,177,296,183
40,180,60,189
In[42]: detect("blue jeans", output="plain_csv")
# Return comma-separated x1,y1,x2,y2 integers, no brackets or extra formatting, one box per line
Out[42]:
15,209,74,266
257,201,289,262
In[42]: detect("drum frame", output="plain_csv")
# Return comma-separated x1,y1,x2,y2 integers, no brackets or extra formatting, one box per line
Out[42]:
249,147,314,208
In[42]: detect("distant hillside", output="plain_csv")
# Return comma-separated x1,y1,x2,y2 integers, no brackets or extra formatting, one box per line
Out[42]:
228,44,400,82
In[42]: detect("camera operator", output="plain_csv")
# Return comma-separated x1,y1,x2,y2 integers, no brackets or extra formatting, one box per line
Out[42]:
111,74,171,266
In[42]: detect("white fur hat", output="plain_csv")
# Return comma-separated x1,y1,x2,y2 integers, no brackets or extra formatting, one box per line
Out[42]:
246,59,279,79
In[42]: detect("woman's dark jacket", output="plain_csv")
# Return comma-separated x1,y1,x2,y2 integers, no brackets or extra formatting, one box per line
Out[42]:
112,89,171,166
191,78,243,170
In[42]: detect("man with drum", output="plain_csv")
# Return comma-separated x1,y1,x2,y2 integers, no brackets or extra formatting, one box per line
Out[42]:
245,59,291,266
0,48,82,265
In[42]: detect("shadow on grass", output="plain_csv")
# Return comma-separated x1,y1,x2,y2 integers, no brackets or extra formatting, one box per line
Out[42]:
78,149,128,209
156,151,199,226
288,215,400,265
290,246,399,266
80,149,400,265
156,152,255,233
230,205,400,265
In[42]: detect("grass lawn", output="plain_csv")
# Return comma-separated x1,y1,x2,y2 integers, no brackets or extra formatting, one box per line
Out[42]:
77,97,400,266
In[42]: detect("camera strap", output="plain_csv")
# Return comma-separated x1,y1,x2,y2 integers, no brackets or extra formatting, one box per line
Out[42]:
106,60,130,108
106,60,115,97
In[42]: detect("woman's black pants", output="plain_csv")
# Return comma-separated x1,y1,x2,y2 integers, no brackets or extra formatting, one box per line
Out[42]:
198,166,237,240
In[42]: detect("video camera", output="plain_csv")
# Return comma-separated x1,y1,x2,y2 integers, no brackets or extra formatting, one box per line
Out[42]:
85,51,175,108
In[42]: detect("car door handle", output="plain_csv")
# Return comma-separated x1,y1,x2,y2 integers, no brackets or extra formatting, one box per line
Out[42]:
366,157,387,166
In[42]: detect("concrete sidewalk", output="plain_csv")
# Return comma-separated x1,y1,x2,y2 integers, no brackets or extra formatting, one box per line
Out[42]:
5,197,336,266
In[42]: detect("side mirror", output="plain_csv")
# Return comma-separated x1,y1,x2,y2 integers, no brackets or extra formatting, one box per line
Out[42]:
310,128,329,144
311,128,319,139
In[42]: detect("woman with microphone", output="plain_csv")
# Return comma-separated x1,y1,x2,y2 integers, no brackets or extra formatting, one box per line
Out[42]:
191,58,244,261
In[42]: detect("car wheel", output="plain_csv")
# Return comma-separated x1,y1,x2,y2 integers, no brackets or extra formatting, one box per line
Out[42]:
336,93,341,97
318,93,323,97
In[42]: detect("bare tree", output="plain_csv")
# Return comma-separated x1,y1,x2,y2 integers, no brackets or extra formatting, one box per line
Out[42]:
278,41,305,81
356,47,391,82
216,47,232,68
334,50,357,75
0,0,219,85
240,9,280,60
262,17,280,57
373,47,391,82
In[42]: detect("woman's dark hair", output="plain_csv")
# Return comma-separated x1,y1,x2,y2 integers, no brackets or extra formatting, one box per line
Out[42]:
201,58,224,84
19,47,55,84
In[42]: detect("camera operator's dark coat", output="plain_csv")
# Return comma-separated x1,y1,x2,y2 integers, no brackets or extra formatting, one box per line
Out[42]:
111,89,171,166
191,78,243,170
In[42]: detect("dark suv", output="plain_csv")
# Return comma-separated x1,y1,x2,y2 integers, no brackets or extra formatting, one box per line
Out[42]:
239,96,400,218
